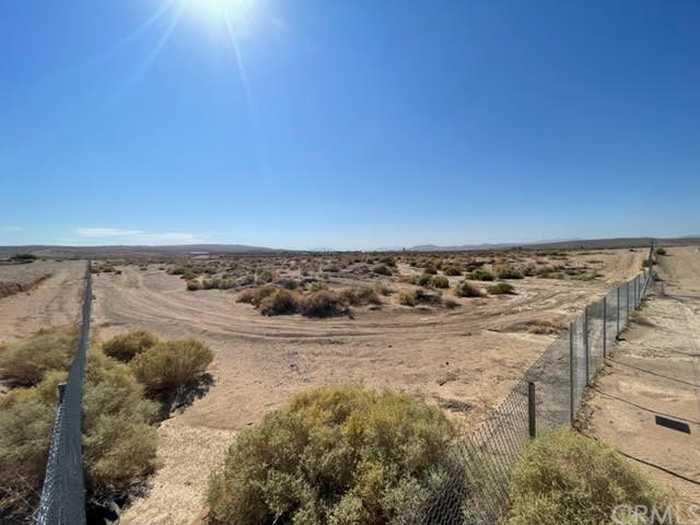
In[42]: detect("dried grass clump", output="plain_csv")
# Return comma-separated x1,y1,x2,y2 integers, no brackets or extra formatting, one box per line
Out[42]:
488,282,515,295
495,266,524,279
0,328,77,386
442,266,462,276
102,330,160,363
468,269,494,281
130,339,214,394
207,386,457,525
340,286,382,306
507,428,670,525
301,291,347,318
259,289,301,316
431,275,450,288
454,281,482,298
236,285,276,306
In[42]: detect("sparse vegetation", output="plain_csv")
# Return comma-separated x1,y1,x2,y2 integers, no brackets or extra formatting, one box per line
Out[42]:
0,328,77,386
431,275,450,288
399,289,417,306
655,247,667,256
454,281,482,298
488,282,515,295
495,266,524,279
207,386,457,525
469,269,495,281
9,253,37,264
301,290,347,318
102,330,160,363
340,286,381,306
130,339,214,394
442,266,462,276
372,264,392,276
507,428,670,525
259,289,301,316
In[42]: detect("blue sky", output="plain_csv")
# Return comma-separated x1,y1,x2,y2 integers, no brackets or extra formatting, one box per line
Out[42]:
2,0,699,250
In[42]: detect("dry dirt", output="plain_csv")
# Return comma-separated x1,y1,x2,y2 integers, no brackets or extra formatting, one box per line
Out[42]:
83,248,644,525
0,249,650,524
579,246,700,522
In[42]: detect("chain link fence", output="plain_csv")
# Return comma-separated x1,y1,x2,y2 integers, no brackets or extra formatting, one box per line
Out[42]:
35,263,92,525
415,245,656,525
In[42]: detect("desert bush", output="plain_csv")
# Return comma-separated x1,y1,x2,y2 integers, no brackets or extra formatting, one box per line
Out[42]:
399,290,417,306
423,263,438,275
414,288,443,306
488,282,515,295
301,291,346,318
495,266,524,279
507,428,670,525
0,349,158,519
0,328,77,386
186,279,202,291
255,270,275,284
340,286,381,306
10,253,38,263
207,386,457,525
236,285,276,306
372,264,392,276
102,330,160,363
130,339,214,394
276,278,300,290
416,273,433,286
454,281,482,298
431,275,450,288
443,298,460,309
259,289,301,316
469,269,494,281
442,266,462,276
655,247,667,256
373,282,393,296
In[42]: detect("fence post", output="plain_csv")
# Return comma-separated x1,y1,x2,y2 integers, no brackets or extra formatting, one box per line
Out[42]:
528,382,536,438
616,286,620,337
584,306,590,385
569,322,575,424
626,281,630,322
602,297,607,359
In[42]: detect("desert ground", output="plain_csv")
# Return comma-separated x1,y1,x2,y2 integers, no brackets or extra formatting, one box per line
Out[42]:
0,248,651,523
580,246,700,521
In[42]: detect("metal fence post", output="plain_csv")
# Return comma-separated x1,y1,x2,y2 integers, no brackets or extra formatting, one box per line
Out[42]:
528,382,536,438
569,322,575,424
626,280,630,323
616,286,620,337
602,297,607,359
584,305,590,385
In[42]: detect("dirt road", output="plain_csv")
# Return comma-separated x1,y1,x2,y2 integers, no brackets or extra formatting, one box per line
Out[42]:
580,246,700,521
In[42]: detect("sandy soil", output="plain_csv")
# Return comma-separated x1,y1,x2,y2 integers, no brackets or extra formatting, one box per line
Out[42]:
580,246,700,522
81,248,644,525
0,260,85,343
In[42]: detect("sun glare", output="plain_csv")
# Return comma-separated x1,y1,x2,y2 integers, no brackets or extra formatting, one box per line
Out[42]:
185,0,254,26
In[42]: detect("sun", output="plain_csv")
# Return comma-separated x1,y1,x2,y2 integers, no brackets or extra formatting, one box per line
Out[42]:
185,0,254,25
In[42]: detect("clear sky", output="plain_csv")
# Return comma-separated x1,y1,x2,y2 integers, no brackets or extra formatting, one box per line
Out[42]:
2,0,699,250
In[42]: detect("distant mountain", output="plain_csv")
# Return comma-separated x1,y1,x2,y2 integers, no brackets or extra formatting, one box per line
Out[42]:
0,244,284,259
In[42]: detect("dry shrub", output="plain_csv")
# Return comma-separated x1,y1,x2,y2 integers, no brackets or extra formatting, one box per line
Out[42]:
0,328,77,386
469,269,494,281
431,275,450,288
495,266,524,279
187,279,203,291
656,248,667,256
415,274,433,286
454,281,482,298
488,282,515,295
340,286,382,306
443,298,461,309
130,339,214,394
372,264,392,276
259,289,301,316
0,350,158,520
508,428,670,525
399,290,417,306
373,282,393,296
207,386,457,525
102,330,160,363
301,291,346,318
442,266,462,276
236,285,276,306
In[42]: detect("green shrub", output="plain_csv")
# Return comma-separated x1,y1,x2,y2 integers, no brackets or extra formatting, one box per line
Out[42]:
259,289,301,316
455,281,482,298
495,266,524,279
469,269,494,281
416,274,433,286
207,386,457,525
301,291,346,318
655,248,667,256
340,286,381,306
130,339,214,394
0,328,77,386
372,264,392,276
488,282,515,295
102,330,160,363
9,253,37,263
508,428,670,525
431,275,450,288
